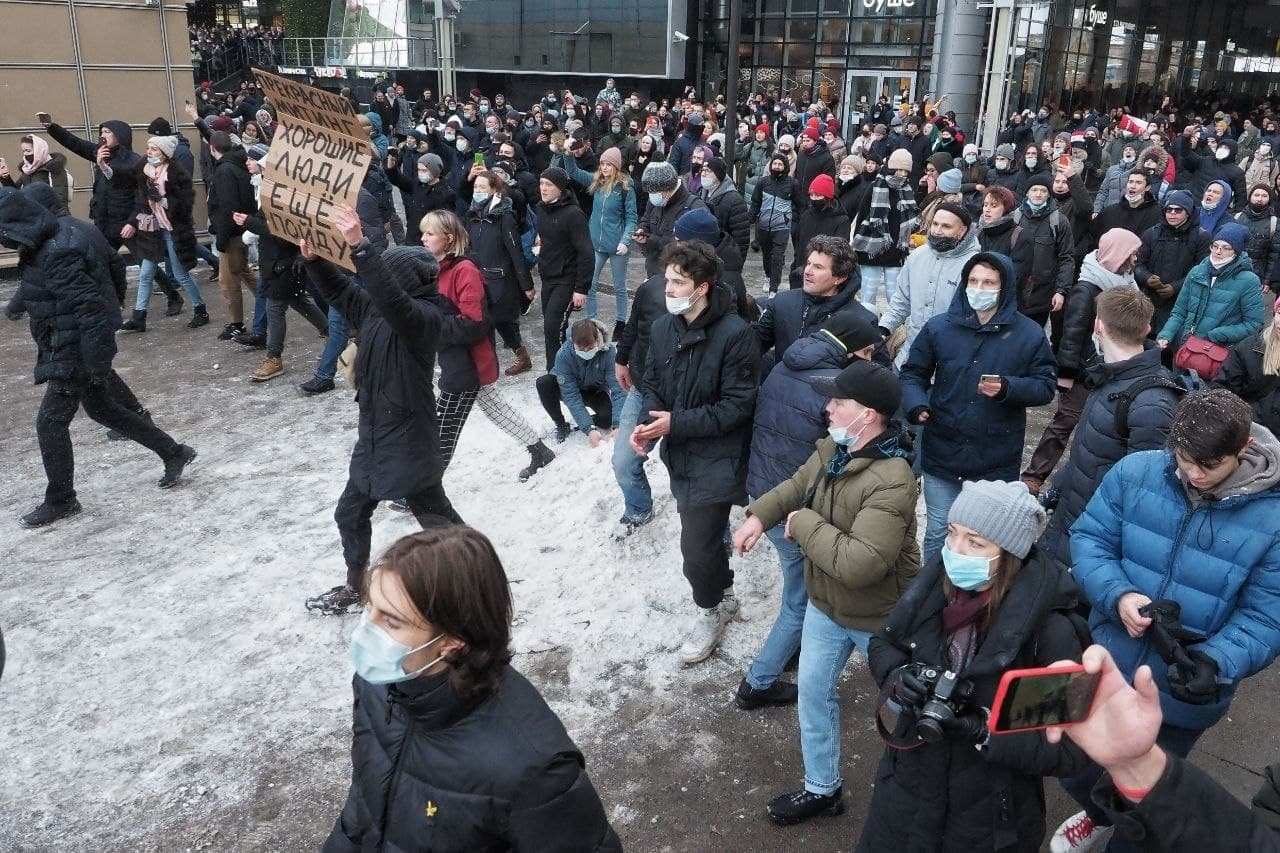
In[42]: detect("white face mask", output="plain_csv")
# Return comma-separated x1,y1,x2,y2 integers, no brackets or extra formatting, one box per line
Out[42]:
964,154,977,164
1216,148,1230,161
1121,154,1136,165
456,139,469,153
665,292,698,314
575,344,601,360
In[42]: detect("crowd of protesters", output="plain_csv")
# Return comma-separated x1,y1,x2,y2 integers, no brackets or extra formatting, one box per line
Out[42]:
5,71,1280,851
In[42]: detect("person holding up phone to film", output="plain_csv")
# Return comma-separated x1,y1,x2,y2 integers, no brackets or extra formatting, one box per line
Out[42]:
855,479,1092,852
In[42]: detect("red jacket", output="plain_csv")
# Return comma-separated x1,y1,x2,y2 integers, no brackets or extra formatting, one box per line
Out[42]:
437,256,498,386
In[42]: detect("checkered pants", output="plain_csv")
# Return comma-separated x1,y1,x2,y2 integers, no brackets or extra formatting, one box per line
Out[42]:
435,384,540,471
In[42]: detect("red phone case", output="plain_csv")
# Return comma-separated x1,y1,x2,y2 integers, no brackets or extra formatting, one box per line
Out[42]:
987,664,1092,735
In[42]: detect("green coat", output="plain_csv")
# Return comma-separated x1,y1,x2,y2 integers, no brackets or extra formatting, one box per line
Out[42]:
749,436,920,633
1158,253,1266,346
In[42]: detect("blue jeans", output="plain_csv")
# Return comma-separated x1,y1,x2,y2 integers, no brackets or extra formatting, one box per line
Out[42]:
798,603,873,795
136,230,204,311
922,473,963,565
315,305,348,381
859,265,899,316
195,241,219,273
745,523,808,690
588,249,629,320
251,271,268,337
611,389,652,518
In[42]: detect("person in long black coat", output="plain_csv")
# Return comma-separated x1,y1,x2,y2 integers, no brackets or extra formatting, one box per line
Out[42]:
300,209,469,617
856,481,1088,853
324,525,621,852
0,188,195,528
1216,319,1280,436
465,178,535,373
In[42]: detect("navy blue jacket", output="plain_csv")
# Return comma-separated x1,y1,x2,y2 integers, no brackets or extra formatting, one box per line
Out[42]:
900,251,1057,481
746,330,848,498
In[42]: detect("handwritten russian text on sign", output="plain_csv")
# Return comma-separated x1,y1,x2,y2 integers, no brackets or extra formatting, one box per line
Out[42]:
263,116,371,209
259,179,353,269
254,68,364,137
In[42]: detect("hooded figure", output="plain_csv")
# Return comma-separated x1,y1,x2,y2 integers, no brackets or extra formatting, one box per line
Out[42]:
46,119,141,249
1197,178,1234,236
1056,228,1144,382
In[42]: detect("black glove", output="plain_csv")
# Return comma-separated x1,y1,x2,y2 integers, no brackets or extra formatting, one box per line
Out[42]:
886,666,929,711
940,709,989,744
1167,650,1219,705
1140,600,1207,669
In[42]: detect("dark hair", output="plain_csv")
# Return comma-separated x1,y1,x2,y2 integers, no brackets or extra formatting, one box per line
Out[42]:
1095,287,1154,346
367,526,513,705
1128,168,1152,188
474,169,507,195
805,235,856,282
209,131,234,154
570,318,602,347
659,240,721,285
1168,389,1252,464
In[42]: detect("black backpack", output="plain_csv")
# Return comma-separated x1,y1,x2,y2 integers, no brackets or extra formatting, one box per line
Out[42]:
1107,372,1195,442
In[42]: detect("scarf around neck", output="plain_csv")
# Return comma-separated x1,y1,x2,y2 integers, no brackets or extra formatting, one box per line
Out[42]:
851,175,918,258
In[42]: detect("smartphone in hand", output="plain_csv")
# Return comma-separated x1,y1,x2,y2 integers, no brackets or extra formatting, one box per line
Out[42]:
36,112,52,125
988,664,1101,735
980,374,1001,384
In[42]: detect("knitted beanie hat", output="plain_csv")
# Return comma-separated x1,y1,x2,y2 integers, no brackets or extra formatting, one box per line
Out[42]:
599,146,623,170
938,168,964,194
147,135,179,160
887,148,913,172
948,480,1048,559
541,166,571,192
808,173,835,199
641,160,679,193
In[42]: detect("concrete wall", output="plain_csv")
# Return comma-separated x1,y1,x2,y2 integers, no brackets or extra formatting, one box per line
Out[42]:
0,0,198,265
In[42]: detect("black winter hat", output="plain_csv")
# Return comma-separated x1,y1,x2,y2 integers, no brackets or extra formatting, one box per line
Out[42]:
934,200,972,227
380,246,439,299
541,166,571,192
147,117,174,136
820,311,882,355
1025,173,1052,192
705,157,729,182
808,359,902,416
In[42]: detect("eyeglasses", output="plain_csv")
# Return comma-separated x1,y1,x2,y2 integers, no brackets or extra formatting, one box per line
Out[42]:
1210,242,1233,252
1165,206,1186,213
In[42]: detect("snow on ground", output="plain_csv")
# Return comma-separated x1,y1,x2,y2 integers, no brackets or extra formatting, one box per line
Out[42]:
0,270,818,850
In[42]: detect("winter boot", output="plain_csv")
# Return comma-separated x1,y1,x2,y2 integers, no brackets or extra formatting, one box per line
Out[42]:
612,508,655,540
20,498,83,529
218,322,245,341
235,331,267,349
612,320,626,342
505,345,532,376
120,309,147,333
165,293,184,317
305,584,361,615
553,423,572,443
158,445,197,489
766,787,845,826
299,375,335,395
679,588,738,665
251,356,284,382
187,305,210,328
735,677,799,710
518,440,555,482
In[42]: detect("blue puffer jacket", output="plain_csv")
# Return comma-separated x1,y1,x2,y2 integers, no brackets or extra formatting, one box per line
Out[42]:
554,153,638,253
900,251,1058,481
1072,443,1280,728
746,330,848,498
1157,252,1266,346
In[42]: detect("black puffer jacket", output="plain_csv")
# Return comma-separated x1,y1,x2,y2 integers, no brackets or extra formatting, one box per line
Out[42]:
387,170,457,246
1135,198,1212,334
305,243,463,500
754,278,872,368
466,195,534,323
535,191,594,292
1038,348,1180,572
245,214,305,301
638,184,707,276
1216,331,1280,436
324,668,621,853
856,551,1089,853
789,200,851,285
207,148,256,252
615,270,665,383
1009,200,1076,316
1056,251,1138,381
640,284,760,507
1091,194,1162,248
1234,206,1280,287
22,181,126,307
0,190,119,384
46,120,141,246
705,180,751,255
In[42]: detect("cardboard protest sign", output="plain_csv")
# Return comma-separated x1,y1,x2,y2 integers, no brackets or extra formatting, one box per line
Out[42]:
253,67,371,270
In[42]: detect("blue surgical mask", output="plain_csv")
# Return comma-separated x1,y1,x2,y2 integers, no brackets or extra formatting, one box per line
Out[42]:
473,191,491,205
1026,198,1048,212
941,544,995,591
349,611,446,685
649,191,668,208
966,287,999,311
147,156,163,167
575,345,601,360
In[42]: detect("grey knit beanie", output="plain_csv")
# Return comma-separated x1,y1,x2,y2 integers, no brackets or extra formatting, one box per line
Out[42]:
947,480,1048,559
995,143,1016,160
641,160,679,193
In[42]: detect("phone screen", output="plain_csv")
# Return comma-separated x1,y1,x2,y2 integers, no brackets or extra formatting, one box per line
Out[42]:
992,669,1101,733
474,152,486,167
37,112,52,124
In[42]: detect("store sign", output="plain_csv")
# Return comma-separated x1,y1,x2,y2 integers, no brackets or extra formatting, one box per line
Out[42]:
312,66,347,79
278,66,308,76
1085,7,1108,26
861,0,915,12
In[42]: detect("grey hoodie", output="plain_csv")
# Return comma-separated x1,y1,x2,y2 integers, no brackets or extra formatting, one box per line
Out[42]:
881,226,981,366
1181,423,1280,505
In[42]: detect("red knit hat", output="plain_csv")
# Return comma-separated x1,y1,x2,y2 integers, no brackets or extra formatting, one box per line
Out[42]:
755,122,771,137
803,126,820,142
826,117,839,135
808,174,835,199
806,116,820,131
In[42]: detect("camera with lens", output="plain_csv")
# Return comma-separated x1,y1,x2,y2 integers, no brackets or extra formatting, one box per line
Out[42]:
915,667,974,742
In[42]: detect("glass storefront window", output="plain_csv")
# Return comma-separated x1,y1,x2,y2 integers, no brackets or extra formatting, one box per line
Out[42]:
821,0,850,14
788,18,816,40
785,41,815,66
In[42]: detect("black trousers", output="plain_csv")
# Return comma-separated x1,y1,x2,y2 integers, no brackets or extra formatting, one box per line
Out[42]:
758,227,789,291
494,320,522,350
334,477,463,590
534,374,612,430
540,284,575,371
266,294,328,358
37,374,180,505
677,501,734,609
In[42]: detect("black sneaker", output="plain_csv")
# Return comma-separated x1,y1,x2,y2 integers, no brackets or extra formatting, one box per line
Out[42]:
735,677,799,710
187,305,210,329
235,332,267,349
299,376,335,395
553,423,572,443
305,584,361,615
158,445,197,489
518,441,555,482
613,508,655,539
766,787,845,826
218,322,245,341
20,499,83,528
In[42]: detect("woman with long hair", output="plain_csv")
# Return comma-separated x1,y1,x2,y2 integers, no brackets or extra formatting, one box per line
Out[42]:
325,525,621,849
1216,294,1280,435
856,480,1088,851
418,209,555,482
118,136,207,332
464,169,536,376
553,145,638,336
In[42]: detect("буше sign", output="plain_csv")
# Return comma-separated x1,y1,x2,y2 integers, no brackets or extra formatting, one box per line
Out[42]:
253,67,371,270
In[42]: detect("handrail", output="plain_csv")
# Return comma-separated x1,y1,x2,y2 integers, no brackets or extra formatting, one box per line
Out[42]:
280,37,437,70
